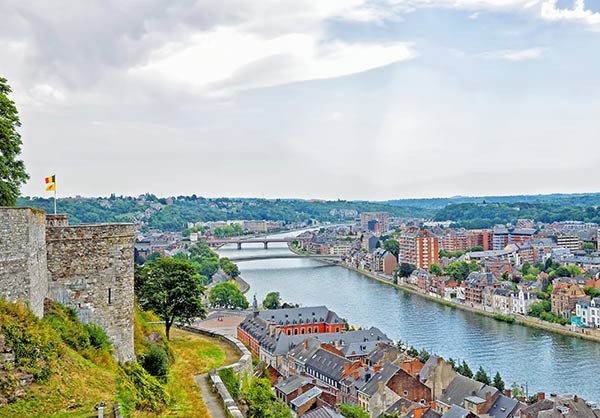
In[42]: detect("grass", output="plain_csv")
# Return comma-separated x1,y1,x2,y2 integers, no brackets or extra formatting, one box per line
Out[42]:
1,301,240,418
132,328,238,418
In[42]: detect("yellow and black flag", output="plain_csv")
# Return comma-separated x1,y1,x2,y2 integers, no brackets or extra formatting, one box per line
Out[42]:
45,175,56,191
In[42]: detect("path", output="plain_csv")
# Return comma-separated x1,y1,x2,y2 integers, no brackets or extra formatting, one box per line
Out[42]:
195,374,227,418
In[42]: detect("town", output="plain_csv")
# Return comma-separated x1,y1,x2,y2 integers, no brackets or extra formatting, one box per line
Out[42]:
290,212,600,337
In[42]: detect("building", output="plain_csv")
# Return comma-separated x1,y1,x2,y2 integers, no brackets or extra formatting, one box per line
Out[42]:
361,212,390,234
575,298,600,328
551,283,586,318
399,228,440,270
556,234,581,252
511,288,538,315
243,220,268,233
237,305,346,356
373,249,398,275
462,272,496,306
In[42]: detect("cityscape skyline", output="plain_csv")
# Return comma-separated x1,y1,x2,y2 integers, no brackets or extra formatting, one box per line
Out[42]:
2,1,600,200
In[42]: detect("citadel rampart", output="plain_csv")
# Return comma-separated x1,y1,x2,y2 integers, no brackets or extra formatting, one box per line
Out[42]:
0,207,135,362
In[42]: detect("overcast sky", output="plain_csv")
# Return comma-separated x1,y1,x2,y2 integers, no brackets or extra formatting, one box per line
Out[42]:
2,0,600,200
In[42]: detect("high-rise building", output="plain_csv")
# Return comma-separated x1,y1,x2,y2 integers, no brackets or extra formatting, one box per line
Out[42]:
398,227,439,270
360,212,389,234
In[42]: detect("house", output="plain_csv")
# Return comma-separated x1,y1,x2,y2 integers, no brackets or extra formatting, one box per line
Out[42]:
463,272,496,306
512,288,538,315
357,363,403,417
575,298,600,328
275,374,314,404
302,406,345,418
551,283,586,318
519,393,598,418
373,248,398,275
290,386,323,416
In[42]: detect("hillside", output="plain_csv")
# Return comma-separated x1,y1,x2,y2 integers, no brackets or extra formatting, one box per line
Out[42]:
0,299,236,417
17,195,429,231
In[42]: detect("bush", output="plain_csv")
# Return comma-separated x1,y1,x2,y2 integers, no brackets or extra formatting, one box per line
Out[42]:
86,323,111,351
218,367,240,400
120,361,169,412
493,314,515,324
141,344,169,381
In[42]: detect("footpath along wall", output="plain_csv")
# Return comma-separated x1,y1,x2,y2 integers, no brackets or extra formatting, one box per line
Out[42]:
181,326,251,418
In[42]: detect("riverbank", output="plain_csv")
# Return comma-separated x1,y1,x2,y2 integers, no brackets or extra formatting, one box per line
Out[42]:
235,276,250,294
340,262,600,344
286,244,600,343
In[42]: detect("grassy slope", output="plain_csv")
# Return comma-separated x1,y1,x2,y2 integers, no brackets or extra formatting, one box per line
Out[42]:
133,315,239,418
1,304,238,418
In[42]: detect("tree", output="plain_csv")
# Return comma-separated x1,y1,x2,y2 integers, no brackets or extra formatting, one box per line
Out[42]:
243,376,292,418
429,263,443,276
493,371,505,392
383,239,400,258
584,286,600,298
474,366,491,385
220,257,240,278
263,291,282,310
398,263,416,278
581,242,596,252
0,77,29,206
137,257,207,340
209,282,249,310
418,348,430,363
457,361,473,378
340,404,369,418
141,344,169,381
510,382,525,398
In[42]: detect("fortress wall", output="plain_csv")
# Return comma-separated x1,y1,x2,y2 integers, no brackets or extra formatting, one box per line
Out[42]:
46,223,135,362
0,207,48,317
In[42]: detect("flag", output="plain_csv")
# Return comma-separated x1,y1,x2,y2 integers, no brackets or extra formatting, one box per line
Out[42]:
45,175,56,191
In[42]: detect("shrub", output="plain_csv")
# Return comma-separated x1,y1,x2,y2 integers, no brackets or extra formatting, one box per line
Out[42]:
141,344,169,381
120,361,169,412
218,367,240,400
86,323,111,351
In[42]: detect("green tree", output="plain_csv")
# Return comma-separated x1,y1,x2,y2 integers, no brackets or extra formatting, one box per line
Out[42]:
0,77,29,206
584,286,600,298
418,348,430,363
340,404,370,418
219,257,240,278
137,257,207,340
511,382,525,398
263,291,282,310
474,366,491,385
521,261,531,275
243,376,292,418
581,242,596,252
398,263,416,278
493,371,505,392
429,263,443,276
209,282,249,310
383,239,400,258
141,344,169,381
457,361,473,378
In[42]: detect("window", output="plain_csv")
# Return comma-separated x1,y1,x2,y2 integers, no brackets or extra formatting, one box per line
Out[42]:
294,329,298,335
314,326,318,333
301,329,305,334
108,288,112,304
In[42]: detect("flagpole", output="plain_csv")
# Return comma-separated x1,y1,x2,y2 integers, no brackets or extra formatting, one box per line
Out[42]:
54,182,57,214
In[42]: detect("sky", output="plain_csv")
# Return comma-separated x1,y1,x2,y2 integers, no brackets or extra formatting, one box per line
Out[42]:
2,0,600,201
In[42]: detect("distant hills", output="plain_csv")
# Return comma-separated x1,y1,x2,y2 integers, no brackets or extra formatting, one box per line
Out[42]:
17,192,600,232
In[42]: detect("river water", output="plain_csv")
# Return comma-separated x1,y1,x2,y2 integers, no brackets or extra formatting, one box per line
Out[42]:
217,237,600,402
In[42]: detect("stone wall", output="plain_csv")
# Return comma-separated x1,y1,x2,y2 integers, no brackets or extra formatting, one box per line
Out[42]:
46,223,135,362
0,208,48,317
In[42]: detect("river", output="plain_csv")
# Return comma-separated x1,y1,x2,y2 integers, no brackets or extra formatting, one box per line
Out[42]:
217,235,600,402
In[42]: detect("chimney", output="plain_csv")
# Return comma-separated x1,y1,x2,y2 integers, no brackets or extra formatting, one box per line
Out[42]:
518,397,526,403
415,406,427,418
430,402,436,410
374,365,382,373
304,339,309,350
354,371,359,380
401,402,408,416
505,389,512,399
538,393,545,401
574,395,578,402
344,363,350,375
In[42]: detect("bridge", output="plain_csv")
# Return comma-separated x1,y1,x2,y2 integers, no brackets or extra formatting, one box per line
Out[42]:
207,237,302,249
225,254,342,262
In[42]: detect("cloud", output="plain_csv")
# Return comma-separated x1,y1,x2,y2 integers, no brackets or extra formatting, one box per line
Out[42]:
478,47,547,61
541,0,600,25
131,27,415,96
